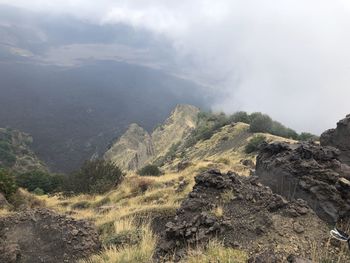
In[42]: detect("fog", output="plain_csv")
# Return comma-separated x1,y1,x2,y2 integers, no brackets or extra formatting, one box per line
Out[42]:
1,0,350,133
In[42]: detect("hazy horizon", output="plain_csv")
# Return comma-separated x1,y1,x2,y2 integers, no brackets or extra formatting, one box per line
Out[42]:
1,1,350,134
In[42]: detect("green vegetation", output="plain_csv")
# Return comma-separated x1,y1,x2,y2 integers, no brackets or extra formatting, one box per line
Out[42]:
184,112,232,148
245,135,267,154
0,169,18,199
63,160,124,194
33,187,45,196
0,138,16,168
16,170,62,194
184,111,317,148
299,132,319,141
137,164,162,177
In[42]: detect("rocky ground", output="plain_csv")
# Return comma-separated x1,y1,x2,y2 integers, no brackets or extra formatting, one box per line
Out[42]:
0,208,101,263
256,141,350,224
154,169,336,262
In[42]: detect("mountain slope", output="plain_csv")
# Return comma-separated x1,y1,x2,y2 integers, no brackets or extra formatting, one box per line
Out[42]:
104,103,296,176
0,128,47,173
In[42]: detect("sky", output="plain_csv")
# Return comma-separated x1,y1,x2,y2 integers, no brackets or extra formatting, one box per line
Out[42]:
1,0,350,134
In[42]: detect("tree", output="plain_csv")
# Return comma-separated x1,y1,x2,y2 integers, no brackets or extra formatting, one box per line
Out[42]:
64,160,124,194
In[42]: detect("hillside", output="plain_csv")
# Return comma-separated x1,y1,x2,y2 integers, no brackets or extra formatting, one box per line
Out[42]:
1,110,349,263
0,128,47,173
105,105,295,175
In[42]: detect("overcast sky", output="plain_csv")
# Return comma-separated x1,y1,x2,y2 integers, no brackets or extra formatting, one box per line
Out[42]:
1,0,350,134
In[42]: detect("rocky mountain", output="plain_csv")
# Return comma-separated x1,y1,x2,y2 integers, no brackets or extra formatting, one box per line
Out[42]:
0,128,47,173
104,104,199,171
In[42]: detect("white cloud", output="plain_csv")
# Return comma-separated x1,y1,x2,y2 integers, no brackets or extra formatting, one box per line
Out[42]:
1,0,350,133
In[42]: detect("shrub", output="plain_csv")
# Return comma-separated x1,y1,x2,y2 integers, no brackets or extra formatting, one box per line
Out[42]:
63,159,124,194
137,164,162,177
245,135,266,154
0,169,18,199
134,178,155,193
230,111,250,124
71,200,91,210
104,229,142,247
33,187,45,196
299,132,319,141
16,170,61,194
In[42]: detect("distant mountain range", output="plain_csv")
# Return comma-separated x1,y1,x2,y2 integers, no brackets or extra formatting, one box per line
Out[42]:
0,61,207,172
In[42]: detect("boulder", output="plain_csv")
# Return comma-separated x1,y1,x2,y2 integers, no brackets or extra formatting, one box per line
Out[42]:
256,141,350,223
321,114,350,166
0,208,101,263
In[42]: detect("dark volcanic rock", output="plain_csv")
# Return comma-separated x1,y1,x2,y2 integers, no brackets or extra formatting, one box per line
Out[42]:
0,208,101,263
321,114,350,166
154,169,329,262
256,141,350,223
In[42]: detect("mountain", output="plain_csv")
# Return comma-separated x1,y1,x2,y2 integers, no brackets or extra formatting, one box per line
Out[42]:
0,127,47,173
104,104,295,174
104,104,199,170
2,111,350,262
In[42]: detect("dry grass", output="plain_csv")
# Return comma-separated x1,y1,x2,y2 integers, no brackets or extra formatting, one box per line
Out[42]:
81,223,156,263
38,122,299,262
0,208,13,217
213,206,224,218
185,240,248,263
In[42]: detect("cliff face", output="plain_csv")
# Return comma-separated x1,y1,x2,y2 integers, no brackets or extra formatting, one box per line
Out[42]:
151,104,199,159
0,128,47,173
104,104,199,171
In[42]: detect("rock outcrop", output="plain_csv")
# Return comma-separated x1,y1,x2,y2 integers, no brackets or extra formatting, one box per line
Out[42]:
321,114,350,166
104,123,154,171
256,141,350,224
0,208,101,263
154,169,331,262
104,104,199,171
